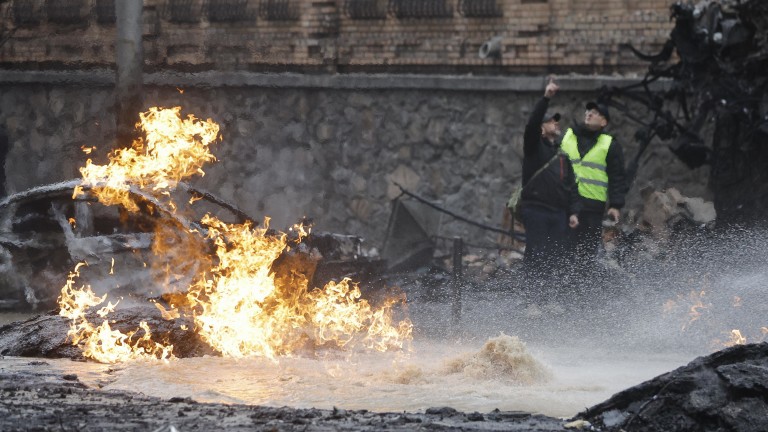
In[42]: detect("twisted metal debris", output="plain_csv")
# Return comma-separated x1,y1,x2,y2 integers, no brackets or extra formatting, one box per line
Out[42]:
598,0,768,224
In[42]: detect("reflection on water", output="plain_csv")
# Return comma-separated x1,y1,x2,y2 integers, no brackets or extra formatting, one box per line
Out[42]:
0,312,708,417
98,336,687,418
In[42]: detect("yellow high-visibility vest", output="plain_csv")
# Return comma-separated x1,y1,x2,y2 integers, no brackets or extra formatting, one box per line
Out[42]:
561,128,612,202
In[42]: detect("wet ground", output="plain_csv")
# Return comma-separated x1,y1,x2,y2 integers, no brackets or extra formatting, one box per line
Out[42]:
2,226,766,430
0,299,698,419
0,355,570,432
0,306,694,432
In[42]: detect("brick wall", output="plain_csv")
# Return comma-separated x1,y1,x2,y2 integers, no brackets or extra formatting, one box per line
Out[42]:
0,0,673,74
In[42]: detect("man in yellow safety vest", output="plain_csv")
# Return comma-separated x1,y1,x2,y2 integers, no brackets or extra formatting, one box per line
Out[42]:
559,100,628,261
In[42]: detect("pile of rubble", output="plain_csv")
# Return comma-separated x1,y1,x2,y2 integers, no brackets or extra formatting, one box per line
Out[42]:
577,342,768,432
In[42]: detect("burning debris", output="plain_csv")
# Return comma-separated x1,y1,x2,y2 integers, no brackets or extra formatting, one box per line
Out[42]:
1,106,412,363
0,179,189,310
0,307,214,360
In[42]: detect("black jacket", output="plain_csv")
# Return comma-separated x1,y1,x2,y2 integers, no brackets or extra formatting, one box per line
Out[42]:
569,124,628,213
520,97,581,216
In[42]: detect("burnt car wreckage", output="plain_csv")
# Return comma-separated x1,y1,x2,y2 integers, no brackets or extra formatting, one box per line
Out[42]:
0,179,384,311
0,179,174,310
0,178,257,310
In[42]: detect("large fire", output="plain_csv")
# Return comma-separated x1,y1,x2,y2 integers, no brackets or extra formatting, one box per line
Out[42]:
59,107,412,363
74,106,218,211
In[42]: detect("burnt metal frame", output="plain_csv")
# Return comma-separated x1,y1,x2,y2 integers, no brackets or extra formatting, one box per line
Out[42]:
593,0,768,222
0,179,258,310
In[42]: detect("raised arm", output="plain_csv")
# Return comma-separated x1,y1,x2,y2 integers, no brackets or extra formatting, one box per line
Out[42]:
523,77,559,155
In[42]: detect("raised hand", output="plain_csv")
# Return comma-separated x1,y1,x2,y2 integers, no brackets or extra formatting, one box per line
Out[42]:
544,76,559,98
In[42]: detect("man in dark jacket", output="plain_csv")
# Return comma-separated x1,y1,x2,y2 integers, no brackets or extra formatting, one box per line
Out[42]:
519,77,581,276
559,99,628,262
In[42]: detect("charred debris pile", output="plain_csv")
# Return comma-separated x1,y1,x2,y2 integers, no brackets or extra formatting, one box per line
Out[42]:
576,342,768,432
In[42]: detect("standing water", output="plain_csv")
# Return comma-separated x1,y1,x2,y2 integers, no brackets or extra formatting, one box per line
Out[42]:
1,226,766,418
0,333,693,418
99,337,690,417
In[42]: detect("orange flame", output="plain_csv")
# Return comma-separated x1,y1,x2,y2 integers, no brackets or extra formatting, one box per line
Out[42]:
683,290,710,331
724,329,747,347
58,263,175,362
663,290,712,332
182,215,412,359
59,106,412,363
75,106,219,210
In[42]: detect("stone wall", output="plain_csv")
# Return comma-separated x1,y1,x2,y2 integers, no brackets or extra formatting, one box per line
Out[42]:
0,0,672,74
0,71,710,251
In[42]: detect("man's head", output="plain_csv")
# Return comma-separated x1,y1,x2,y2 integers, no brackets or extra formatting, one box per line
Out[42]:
541,112,561,140
584,101,610,131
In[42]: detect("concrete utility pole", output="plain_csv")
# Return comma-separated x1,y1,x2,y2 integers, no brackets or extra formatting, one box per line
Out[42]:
115,0,144,147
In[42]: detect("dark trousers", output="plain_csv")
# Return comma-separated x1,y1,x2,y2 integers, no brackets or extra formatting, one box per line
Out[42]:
570,210,604,261
520,205,569,278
